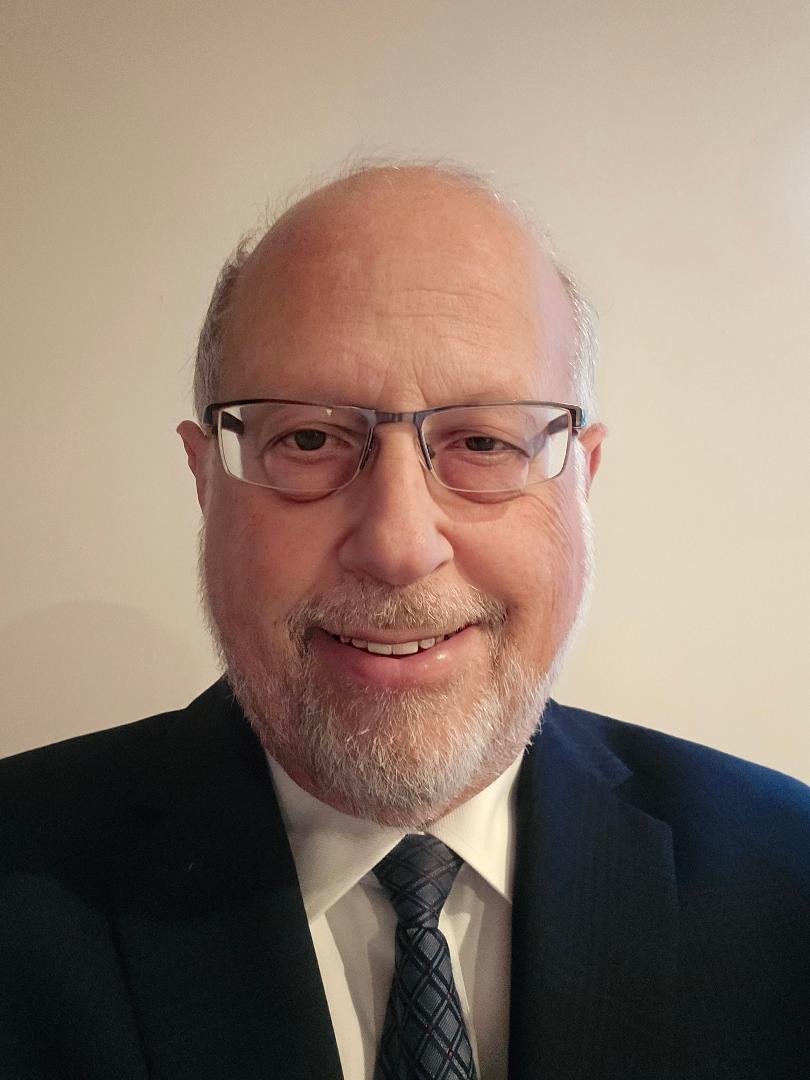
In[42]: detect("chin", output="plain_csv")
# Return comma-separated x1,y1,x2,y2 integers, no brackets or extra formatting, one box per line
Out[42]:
226,642,550,826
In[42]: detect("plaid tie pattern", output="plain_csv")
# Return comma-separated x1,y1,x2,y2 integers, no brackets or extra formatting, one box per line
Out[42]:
373,834,478,1080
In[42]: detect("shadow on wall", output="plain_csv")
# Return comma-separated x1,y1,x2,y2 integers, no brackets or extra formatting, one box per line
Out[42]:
1,602,208,758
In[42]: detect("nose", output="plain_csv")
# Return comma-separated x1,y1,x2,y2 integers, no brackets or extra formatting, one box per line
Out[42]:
337,430,454,586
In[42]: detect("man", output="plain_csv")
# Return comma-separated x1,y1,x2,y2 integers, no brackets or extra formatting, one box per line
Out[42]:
1,165,807,1080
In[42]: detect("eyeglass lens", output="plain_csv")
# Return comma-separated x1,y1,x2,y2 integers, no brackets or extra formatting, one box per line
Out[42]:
217,402,572,494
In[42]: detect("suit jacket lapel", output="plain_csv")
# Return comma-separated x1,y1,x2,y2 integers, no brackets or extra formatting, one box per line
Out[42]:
509,704,678,1080
108,682,343,1080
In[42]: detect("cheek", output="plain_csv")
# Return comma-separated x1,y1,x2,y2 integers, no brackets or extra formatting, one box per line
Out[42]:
457,488,587,651
203,488,340,627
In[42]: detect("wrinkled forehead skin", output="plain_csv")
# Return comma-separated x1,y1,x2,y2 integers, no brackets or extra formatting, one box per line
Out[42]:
217,167,578,408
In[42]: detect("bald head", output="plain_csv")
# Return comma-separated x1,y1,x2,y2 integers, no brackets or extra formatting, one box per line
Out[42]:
193,164,597,420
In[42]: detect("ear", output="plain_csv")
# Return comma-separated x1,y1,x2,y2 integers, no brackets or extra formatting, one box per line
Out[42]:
177,420,213,510
578,422,606,498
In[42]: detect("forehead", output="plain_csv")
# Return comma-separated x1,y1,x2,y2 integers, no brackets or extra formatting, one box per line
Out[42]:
219,172,577,408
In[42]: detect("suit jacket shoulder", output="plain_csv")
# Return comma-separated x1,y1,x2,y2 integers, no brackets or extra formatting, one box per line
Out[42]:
508,701,810,1080
0,681,343,1080
541,701,809,885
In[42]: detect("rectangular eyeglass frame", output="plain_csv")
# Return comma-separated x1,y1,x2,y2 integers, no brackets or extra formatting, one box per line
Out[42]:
202,398,587,493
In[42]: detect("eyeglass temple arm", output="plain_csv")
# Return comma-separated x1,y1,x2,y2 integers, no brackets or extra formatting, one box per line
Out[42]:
208,410,244,436
549,410,585,435
569,407,586,432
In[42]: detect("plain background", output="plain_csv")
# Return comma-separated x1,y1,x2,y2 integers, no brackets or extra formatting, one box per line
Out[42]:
2,1,808,780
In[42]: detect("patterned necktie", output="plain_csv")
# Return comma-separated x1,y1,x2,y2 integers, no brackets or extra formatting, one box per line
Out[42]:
373,834,478,1080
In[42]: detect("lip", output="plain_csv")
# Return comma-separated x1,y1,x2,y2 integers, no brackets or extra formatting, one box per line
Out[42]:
311,625,481,690
320,627,464,646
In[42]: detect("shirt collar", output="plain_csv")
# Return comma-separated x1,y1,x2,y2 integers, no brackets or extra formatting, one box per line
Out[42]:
269,754,523,921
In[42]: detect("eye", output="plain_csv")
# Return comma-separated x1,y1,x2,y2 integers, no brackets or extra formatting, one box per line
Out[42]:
439,432,517,453
463,435,505,452
290,429,328,451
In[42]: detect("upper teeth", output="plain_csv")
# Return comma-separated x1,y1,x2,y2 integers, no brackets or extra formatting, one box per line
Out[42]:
338,635,446,655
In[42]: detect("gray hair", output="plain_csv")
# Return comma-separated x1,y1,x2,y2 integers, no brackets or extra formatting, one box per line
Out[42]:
192,162,598,422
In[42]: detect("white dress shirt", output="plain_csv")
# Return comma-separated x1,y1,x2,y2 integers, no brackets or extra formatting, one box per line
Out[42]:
268,755,522,1080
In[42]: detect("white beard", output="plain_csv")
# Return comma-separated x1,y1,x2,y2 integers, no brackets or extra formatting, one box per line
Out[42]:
229,616,551,827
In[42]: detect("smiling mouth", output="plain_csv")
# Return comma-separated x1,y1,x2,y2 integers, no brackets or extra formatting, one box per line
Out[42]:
325,626,469,656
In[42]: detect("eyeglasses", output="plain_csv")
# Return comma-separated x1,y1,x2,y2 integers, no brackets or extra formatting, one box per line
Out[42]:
202,399,586,496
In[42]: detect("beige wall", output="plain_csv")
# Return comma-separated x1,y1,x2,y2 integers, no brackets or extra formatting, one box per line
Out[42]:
2,0,808,779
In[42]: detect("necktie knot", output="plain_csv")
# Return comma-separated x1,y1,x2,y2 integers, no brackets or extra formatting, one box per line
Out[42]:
374,834,463,928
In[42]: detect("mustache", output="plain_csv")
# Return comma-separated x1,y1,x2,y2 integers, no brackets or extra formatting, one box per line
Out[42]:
286,580,507,644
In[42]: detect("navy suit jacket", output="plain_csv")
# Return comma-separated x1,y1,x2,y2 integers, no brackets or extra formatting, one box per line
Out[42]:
1,680,808,1078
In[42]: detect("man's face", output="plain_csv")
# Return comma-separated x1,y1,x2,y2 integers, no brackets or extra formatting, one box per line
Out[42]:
180,172,603,825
